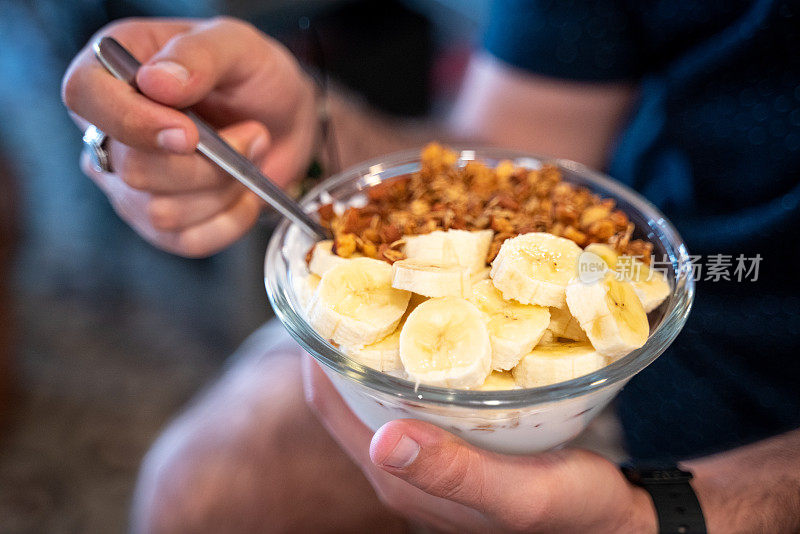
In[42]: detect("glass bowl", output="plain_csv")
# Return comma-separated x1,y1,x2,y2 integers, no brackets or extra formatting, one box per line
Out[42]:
265,148,694,454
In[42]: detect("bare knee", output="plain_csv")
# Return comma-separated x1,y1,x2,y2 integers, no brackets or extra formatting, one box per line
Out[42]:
130,349,308,534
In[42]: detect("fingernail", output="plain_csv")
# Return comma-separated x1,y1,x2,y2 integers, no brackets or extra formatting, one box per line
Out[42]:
149,61,190,84
248,133,269,161
381,435,420,469
157,128,189,152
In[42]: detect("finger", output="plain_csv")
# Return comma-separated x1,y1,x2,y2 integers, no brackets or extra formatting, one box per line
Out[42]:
110,120,270,193
82,150,261,257
136,17,264,109
164,190,262,257
146,185,245,232
62,21,200,153
370,419,557,518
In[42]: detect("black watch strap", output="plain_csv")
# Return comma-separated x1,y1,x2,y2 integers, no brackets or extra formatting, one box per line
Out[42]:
621,465,707,534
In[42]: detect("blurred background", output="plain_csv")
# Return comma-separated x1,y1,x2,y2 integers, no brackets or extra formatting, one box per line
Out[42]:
0,0,487,531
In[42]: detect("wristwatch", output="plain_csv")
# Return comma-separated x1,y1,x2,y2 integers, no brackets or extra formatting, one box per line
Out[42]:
621,464,707,534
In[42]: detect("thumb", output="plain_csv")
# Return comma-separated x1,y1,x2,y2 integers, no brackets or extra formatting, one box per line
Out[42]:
136,18,261,108
369,419,541,516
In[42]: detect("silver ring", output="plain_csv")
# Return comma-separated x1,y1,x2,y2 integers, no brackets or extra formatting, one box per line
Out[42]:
82,124,113,173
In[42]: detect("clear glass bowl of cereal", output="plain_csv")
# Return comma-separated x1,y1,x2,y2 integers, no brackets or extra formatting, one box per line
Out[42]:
265,146,694,454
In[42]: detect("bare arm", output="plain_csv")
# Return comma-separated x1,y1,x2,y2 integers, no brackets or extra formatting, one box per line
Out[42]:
684,428,800,533
326,52,638,170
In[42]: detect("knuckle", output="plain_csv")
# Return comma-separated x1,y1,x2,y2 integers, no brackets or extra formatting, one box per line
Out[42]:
211,15,249,32
119,108,149,145
100,17,141,36
119,160,148,190
147,198,181,232
174,230,212,259
60,70,79,110
94,18,152,45
426,447,478,501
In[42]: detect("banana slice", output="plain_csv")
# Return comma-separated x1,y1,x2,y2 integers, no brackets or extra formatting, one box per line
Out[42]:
538,329,557,345
475,370,518,391
585,244,671,313
548,305,588,341
392,259,471,298
471,279,550,371
308,240,362,276
308,257,411,347
399,297,492,388
490,232,583,307
617,256,671,313
404,229,493,274
342,325,403,372
513,340,607,387
471,266,491,285
406,292,429,315
565,274,649,359
583,243,619,269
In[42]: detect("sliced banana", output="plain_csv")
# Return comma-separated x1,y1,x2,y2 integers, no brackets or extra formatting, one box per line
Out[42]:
403,229,493,274
342,326,403,372
471,279,550,371
406,292,429,315
513,340,607,387
471,266,491,285
399,297,492,388
565,274,649,359
583,243,619,269
307,257,411,347
475,370,518,391
538,329,557,345
547,305,588,341
391,259,471,298
308,240,361,276
585,244,670,313
490,232,583,307
617,256,671,313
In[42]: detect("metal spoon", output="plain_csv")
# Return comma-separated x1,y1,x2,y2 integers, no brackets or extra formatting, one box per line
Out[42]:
93,36,331,240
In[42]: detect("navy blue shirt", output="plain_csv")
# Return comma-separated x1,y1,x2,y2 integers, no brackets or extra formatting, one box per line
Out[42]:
484,0,800,461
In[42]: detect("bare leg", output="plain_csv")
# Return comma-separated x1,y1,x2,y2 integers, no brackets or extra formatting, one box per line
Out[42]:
131,322,408,534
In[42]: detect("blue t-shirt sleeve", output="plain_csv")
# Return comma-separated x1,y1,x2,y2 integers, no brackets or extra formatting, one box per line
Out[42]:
482,0,644,81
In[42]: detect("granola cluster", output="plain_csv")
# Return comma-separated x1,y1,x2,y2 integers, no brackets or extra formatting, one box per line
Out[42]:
315,143,653,265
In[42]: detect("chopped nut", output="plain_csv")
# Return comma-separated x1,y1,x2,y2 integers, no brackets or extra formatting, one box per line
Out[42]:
378,244,405,263
562,226,588,246
317,203,335,223
609,209,629,228
333,233,357,258
410,199,429,217
579,205,611,227
491,216,514,234
379,223,401,243
554,204,579,225
588,220,616,240
356,236,378,258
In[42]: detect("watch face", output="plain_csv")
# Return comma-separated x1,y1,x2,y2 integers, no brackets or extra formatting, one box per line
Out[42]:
621,465,693,485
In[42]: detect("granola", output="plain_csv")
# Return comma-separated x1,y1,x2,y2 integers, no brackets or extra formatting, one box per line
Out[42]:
315,142,652,266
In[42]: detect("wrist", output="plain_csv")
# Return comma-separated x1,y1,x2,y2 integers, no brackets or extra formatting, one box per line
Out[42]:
627,486,659,534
